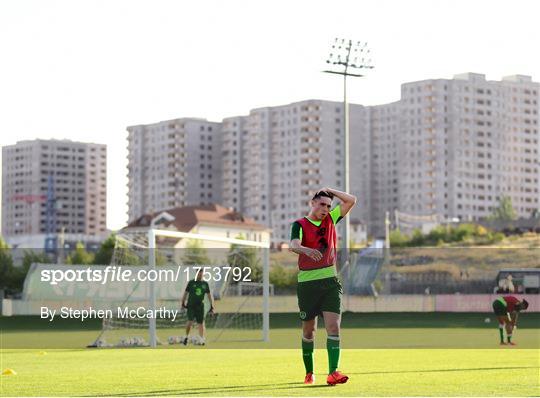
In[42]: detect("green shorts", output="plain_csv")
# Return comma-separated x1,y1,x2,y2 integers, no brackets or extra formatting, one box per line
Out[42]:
297,276,342,321
492,299,507,317
187,304,205,324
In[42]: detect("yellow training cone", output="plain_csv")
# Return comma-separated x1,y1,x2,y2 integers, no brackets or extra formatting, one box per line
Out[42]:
2,368,17,376
38,351,47,355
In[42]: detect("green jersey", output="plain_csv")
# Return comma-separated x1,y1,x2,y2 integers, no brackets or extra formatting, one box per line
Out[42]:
185,280,210,307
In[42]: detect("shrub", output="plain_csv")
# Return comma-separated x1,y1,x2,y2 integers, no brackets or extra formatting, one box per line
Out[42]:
270,264,297,289
410,229,425,246
389,229,410,247
389,222,506,247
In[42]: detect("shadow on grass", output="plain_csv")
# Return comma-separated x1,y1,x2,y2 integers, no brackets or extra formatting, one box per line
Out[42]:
348,365,539,376
81,366,539,396
90,381,337,397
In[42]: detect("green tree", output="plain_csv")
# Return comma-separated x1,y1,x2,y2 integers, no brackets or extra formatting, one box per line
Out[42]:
21,250,51,269
449,223,476,242
490,196,517,222
389,229,410,247
93,233,116,265
6,250,52,294
227,235,262,282
66,242,95,265
0,237,15,292
142,250,170,266
269,263,297,290
409,229,425,246
182,239,210,266
111,236,144,266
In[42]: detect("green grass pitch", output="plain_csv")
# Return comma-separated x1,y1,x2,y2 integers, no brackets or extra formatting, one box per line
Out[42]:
1,313,539,396
2,348,538,396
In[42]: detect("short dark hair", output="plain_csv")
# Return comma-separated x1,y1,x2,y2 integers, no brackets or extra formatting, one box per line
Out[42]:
520,299,529,310
312,190,334,201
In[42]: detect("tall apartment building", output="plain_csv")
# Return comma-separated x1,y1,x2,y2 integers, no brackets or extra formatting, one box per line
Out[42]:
221,116,246,212
2,139,107,237
221,100,370,242
127,118,222,222
369,73,539,235
126,73,539,242
369,102,400,233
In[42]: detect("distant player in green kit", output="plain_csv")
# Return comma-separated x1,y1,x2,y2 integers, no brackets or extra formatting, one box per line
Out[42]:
289,187,357,385
181,269,215,345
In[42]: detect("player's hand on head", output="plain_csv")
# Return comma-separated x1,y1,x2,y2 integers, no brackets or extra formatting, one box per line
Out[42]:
319,187,331,195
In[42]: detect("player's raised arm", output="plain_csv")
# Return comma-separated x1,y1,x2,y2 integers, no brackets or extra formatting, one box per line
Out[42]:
319,187,357,217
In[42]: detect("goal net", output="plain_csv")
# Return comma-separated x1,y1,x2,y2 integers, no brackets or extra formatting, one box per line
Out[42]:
89,228,270,347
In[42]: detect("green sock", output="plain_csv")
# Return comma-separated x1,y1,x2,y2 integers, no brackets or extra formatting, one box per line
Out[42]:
327,335,340,374
507,334,512,343
499,326,504,343
302,338,314,374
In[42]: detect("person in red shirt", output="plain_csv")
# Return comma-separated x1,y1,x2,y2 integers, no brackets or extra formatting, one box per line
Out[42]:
289,187,356,385
492,296,529,345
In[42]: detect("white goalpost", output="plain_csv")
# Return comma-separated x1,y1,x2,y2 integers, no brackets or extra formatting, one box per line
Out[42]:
146,228,271,347
90,228,271,348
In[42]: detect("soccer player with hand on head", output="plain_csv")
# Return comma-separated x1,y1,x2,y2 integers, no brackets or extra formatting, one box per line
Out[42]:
181,269,215,345
289,187,356,385
491,295,528,345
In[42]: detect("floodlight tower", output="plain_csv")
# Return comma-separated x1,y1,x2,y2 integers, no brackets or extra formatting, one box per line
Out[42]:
324,38,373,256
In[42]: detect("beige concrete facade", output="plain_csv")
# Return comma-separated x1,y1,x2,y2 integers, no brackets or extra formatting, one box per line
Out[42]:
126,74,539,241
2,139,107,237
221,100,370,243
366,74,539,235
127,118,222,223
